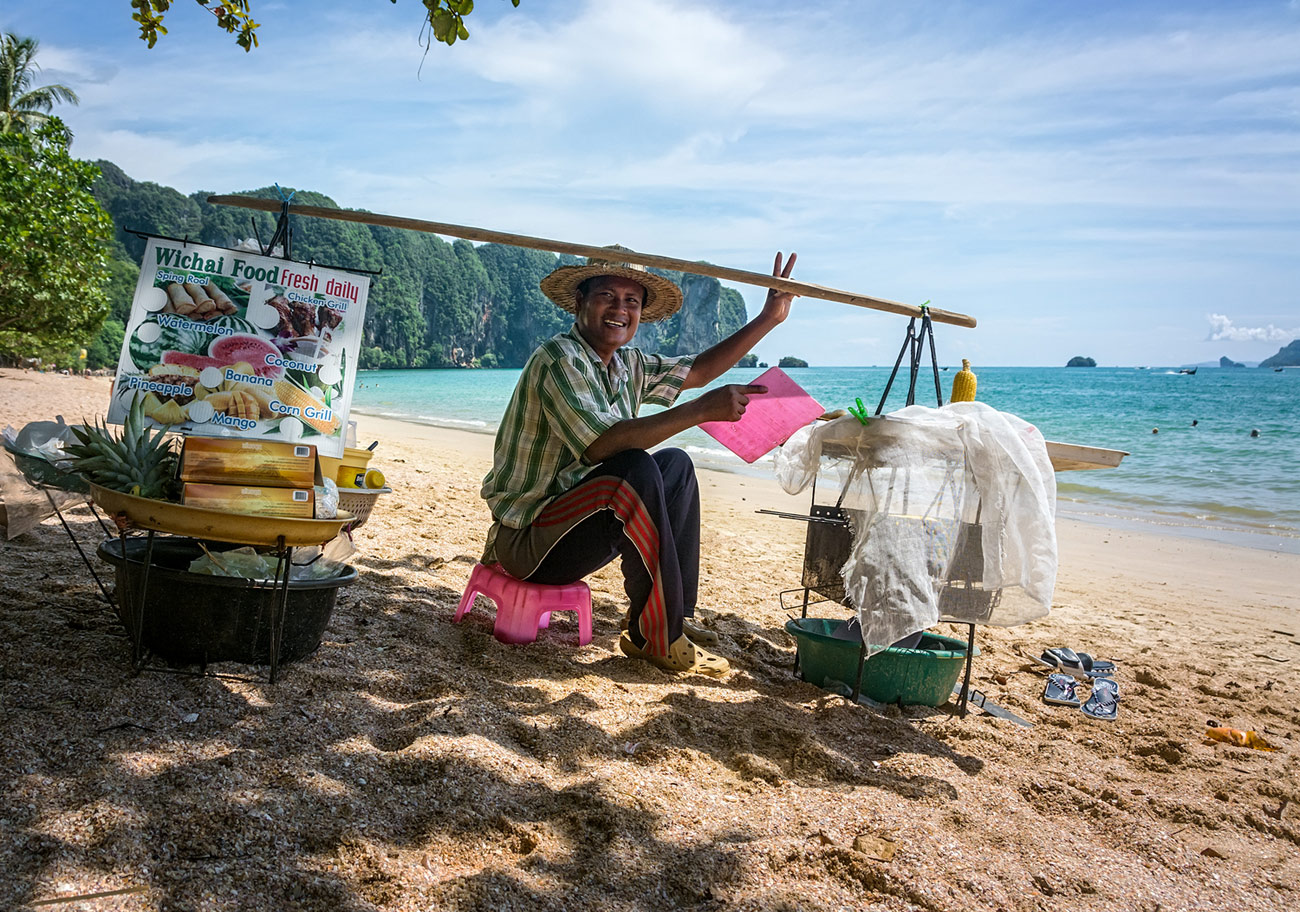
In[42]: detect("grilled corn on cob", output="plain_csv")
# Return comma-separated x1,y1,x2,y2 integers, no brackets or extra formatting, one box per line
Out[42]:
272,379,340,435
950,358,977,403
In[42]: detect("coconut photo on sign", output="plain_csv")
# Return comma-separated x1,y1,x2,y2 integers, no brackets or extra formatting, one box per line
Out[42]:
108,238,370,457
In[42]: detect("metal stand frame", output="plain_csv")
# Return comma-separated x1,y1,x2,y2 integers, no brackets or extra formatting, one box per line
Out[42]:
44,491,118,608
764,309,982,716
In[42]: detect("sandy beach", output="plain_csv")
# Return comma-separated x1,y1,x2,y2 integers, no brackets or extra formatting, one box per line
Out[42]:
2,367,1297,912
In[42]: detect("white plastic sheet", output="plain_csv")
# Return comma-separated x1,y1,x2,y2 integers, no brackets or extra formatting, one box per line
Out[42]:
774,402,1057,656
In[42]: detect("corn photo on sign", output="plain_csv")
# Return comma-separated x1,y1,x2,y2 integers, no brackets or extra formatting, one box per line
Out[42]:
109,238,370,458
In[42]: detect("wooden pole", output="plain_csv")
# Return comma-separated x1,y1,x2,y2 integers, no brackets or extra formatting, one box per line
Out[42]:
206,195,977,329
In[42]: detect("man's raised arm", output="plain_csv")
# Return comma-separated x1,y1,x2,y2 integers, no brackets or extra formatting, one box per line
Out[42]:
682,251,797,390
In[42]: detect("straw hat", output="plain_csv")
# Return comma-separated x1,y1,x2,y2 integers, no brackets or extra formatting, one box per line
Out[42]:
540,246,683,323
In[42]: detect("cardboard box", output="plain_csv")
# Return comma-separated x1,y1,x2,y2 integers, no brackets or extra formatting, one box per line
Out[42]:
183,483,315,519
180,437,319,488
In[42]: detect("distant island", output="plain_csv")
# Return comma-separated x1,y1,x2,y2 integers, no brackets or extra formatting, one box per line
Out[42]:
779,356,809,368
1219,356,1245,368
1260,340,1300,368
736,353,758,368
1066,356,1096,367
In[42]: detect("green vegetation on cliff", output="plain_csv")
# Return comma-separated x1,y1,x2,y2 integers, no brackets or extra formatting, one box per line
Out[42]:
1259,340,1300,368
89,164,748,370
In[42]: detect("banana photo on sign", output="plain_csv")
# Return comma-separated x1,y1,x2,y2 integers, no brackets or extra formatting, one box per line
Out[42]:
109,238,370,457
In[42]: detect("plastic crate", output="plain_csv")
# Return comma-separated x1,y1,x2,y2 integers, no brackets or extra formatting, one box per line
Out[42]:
785,618,977,707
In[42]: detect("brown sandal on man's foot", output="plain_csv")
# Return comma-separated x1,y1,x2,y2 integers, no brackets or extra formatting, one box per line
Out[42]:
622,615,721,648
683,618,720,647
618,632,730,678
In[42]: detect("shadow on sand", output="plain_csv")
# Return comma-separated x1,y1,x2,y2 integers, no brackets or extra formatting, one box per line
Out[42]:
1,507,983,910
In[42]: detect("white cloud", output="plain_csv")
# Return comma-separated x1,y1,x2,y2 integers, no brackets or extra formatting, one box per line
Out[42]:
1206,314,1300,343
14,0,1300,365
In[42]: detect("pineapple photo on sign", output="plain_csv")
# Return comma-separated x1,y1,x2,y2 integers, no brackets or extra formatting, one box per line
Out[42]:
109,238,369,458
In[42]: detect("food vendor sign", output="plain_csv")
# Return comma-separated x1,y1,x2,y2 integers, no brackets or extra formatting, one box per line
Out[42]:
109,238,370,458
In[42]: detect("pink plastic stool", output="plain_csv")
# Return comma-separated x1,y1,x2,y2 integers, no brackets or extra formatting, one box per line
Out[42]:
454,562,593,646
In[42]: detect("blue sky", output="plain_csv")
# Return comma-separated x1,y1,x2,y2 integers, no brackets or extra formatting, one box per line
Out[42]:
9,0,1300,366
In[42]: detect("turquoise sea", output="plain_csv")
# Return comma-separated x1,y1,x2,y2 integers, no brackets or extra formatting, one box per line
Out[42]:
351,366,1300,553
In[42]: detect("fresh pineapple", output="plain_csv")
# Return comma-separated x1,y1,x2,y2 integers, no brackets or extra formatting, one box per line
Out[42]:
64,394,180,501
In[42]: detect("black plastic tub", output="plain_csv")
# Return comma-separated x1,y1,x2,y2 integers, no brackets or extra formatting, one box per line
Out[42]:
97,537,357,665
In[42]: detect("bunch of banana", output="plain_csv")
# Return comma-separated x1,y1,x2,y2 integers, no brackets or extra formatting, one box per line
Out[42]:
64,394,180,501
220,361,275,413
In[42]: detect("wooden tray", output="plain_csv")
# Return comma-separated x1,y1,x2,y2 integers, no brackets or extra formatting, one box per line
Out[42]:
89,483,353,547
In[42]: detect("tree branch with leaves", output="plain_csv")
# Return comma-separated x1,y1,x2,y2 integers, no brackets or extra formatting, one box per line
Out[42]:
128,0,521,52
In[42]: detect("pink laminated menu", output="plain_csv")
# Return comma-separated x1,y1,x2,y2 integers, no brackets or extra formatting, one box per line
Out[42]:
698,367,825,463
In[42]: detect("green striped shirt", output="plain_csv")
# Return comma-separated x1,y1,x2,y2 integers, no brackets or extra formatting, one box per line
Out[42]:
481,324,694,536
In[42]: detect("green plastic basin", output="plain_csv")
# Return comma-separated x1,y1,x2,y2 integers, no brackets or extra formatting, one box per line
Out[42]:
785,618,978,707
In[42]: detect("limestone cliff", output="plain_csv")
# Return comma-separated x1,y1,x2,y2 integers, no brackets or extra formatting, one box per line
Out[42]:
1259,340,1300,368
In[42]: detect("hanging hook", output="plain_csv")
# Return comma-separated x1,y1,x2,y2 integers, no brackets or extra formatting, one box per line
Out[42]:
263,185,296,260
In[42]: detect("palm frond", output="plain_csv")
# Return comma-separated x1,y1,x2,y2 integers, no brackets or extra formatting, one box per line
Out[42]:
0,32,76,137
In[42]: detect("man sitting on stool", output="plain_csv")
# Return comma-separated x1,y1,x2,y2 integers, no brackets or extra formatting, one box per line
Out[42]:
479,248,797,676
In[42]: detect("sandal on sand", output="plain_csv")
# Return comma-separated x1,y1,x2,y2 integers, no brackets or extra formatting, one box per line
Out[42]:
622,615,720,647
683,618,720,647
1081,677,1120,721
619,632,730,678
1035,647,1116,679
1042,673,1082,707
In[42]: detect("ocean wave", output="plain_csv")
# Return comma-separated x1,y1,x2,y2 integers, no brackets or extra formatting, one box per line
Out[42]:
350,406,495,435
418,415,489,429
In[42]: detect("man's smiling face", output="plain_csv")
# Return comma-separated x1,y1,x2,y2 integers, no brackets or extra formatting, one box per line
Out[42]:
573,275,645,363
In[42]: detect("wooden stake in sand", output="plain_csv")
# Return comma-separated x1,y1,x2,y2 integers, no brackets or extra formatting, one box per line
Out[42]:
206,195,977,329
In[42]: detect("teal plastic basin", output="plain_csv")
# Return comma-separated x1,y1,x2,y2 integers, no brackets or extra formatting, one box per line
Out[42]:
785,618,977,707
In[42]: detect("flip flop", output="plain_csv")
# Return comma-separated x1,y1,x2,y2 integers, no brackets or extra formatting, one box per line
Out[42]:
619,632,730,678
1035,647,1117,679
1042,673,1082,707
1081,677,1120,721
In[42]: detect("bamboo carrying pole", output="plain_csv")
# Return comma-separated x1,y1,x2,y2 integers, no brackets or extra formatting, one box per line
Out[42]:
207,195,977,329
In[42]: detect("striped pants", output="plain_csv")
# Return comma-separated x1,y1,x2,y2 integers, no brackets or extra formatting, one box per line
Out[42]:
493,448,699,657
